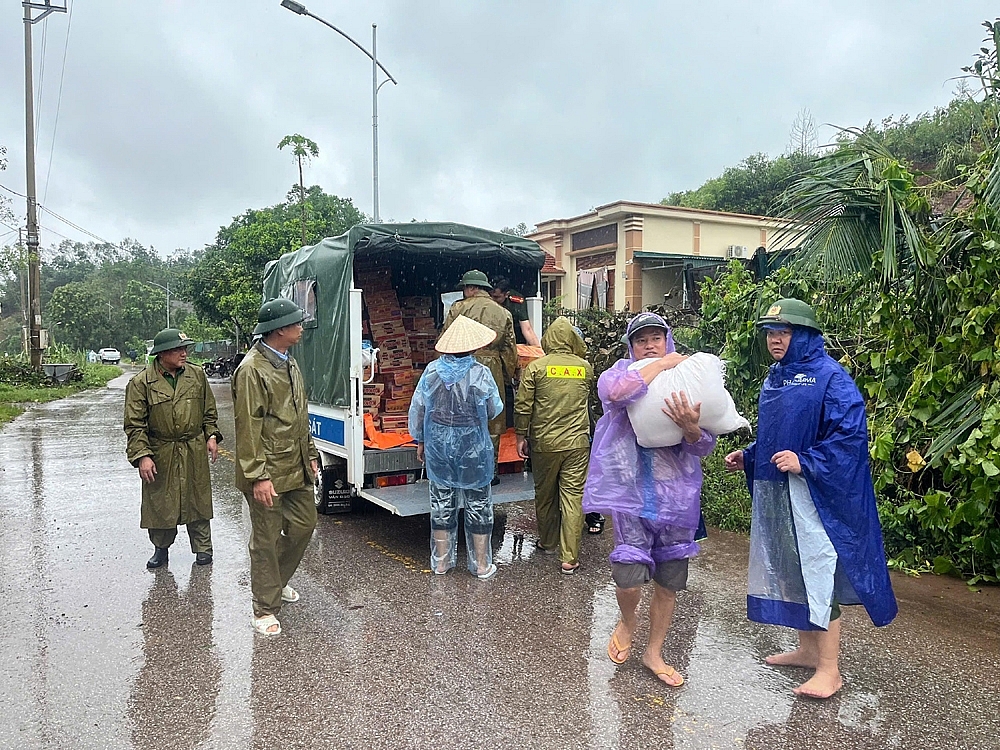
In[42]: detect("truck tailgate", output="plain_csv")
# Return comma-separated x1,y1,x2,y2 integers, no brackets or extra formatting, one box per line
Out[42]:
359,473,535,517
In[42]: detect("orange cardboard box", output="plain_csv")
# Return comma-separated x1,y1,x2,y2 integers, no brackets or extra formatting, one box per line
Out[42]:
379,358,413,372
387,369,419,386
382,398,411,414
389,383,415,399
367,306,403,324
366,290,399,307
371,320,407,341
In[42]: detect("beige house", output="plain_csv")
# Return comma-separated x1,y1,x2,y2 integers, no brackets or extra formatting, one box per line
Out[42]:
528,200,786,311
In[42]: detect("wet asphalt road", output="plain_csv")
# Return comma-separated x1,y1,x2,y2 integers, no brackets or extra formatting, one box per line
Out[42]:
1,371,999,750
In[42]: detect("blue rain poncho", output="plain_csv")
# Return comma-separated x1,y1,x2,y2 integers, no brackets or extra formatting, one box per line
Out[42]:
408,354,503,489
743,328,897,630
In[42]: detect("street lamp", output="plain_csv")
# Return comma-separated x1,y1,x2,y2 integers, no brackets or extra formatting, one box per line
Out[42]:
142,281,171,328
280,1,397,222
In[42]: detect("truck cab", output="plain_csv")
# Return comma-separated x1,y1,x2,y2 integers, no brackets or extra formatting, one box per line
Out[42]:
262,222,545,516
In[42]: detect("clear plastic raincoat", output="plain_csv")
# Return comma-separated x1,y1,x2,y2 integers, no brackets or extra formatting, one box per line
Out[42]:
582,329,716,565
408,354,503,489
743,328,897,630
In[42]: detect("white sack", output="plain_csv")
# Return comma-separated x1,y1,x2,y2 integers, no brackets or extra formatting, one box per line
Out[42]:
626,353,749,448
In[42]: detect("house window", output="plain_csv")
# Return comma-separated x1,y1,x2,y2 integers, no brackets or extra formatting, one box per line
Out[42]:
541,279,561,304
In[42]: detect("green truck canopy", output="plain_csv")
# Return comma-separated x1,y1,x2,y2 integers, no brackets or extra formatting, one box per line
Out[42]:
262,222,545,407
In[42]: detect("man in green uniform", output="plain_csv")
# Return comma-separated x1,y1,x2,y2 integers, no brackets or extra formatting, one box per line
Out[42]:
233,298,319,637
514,317,593,572
440,270,517,484
490,276,541,347
125,328,222,569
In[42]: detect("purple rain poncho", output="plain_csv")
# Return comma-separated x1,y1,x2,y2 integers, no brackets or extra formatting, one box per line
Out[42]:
583,331,716,565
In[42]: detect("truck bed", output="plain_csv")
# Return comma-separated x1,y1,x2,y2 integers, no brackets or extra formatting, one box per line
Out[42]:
359,472,535,517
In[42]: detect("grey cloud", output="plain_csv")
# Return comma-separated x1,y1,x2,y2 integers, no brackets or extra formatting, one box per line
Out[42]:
0,0,994,253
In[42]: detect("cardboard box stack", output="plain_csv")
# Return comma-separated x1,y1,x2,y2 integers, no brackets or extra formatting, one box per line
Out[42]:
400,296,437,367
357,268,436,435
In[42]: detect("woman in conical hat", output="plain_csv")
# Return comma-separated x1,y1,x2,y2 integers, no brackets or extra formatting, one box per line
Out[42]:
409,316,504,578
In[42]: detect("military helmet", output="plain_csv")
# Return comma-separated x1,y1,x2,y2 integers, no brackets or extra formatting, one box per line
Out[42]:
149,328,195,355
458,269,492,290
253,298,306,336
756,298,821,332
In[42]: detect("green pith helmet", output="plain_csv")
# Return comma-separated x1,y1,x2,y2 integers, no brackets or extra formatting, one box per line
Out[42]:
149,328,195,355
458,269,492,290
756,298,822,332
253,298,306,336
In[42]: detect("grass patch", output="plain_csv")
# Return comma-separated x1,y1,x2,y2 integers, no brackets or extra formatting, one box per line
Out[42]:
0,362,122,427
701,435,753,533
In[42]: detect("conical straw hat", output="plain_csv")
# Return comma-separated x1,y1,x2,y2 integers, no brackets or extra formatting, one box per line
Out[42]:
435,315,497,354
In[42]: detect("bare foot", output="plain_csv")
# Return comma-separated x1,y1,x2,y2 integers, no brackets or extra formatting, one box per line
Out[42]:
765,649,819,668
607,621,633,664
793,669,843,699
641,650,684,687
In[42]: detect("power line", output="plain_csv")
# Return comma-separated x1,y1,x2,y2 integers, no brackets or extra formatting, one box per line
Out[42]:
43,0,74,206
40,206,113,245
0,183,114,245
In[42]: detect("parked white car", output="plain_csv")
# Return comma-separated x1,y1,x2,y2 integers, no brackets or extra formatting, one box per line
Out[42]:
98,347,121,365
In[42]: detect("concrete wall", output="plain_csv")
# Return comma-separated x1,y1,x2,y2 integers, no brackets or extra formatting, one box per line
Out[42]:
642,215,694,255
699,220,766,258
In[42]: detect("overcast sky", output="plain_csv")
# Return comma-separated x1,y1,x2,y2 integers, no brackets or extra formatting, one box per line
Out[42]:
0,1,995,255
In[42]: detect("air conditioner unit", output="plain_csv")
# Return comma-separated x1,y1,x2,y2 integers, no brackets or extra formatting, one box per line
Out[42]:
726,245,748,259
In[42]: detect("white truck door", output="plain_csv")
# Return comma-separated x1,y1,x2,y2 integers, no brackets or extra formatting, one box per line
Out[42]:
347,287,365,488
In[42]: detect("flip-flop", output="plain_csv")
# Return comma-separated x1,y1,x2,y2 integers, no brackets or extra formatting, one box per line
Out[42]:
651,666,684,687
281,585,300,603
476,564,498,580
607,625,631,664
252,614,281,636
586,514,605,535
560,562,580,575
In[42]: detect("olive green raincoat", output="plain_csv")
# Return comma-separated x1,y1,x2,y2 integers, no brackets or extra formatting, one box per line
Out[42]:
514,317,594,451
232,342,318,495
124,362,221,529
440,290,517,437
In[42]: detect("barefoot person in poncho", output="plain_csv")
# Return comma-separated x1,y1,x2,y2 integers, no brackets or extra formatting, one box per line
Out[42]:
725,298,897,699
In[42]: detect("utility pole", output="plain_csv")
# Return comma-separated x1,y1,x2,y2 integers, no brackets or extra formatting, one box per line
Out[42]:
23,1,67,369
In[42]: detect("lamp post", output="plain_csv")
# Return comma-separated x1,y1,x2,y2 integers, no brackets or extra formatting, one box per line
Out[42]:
143,281,171,328
280,1,397,222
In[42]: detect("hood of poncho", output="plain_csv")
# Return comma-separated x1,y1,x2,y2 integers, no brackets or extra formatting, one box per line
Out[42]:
541,317,586,358
436,353,476,385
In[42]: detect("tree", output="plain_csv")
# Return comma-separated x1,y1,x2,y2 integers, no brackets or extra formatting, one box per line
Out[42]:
278,134,320,248
48,282,106,351
185,186,365,342
662,152,813,216
787,108,819,156
120,280,167,339
501,222,529,237
0,144,13,228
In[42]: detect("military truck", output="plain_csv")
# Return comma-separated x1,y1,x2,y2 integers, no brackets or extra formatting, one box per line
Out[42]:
261,222,545,516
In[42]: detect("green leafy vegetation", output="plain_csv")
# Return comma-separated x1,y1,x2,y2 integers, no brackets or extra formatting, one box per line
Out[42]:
0,352,121,427
184,185,365,342
691,21,1000,583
